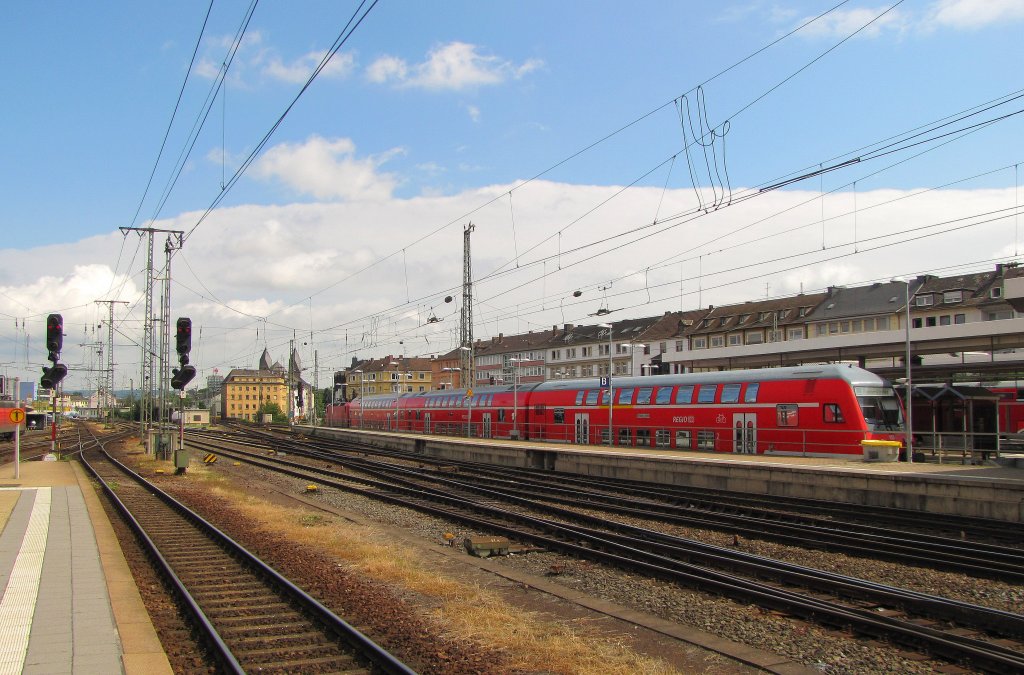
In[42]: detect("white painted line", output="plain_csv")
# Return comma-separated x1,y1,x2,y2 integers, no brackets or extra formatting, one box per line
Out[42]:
0,488,50,675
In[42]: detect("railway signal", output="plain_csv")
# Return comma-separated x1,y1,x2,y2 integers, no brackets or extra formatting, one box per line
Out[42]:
40,362,68,390
175,317,192,363
171,364,196,390
46,313,63,360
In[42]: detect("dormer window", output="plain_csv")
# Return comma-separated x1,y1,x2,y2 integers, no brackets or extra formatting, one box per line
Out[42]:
915,295,933,307
991,287,1003,299
943,291,962,304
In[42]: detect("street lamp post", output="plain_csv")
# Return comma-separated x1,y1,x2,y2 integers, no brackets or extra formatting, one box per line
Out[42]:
352,369,364,428
892,277,913,463
599,323,613,445
509,357,522,439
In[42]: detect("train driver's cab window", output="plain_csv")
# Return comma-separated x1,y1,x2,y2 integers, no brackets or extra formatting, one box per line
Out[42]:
823,403,845,423
675,430,692,449
655,387,673,404
744,383,760,403
617,388,634,405
697,385,717,404
675,385,694,404
575,391,585,405
585,390,600,405
720,384,741,404
777,404,798,427
636,387,653,405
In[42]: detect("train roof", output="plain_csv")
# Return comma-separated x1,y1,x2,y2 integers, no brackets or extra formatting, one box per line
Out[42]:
532,364,887,393
349,364,889,403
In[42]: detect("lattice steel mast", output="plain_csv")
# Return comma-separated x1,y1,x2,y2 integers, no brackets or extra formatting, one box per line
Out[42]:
459,223,475,386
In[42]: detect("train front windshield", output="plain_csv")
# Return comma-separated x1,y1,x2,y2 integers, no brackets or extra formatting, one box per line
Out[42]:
856,387,904,431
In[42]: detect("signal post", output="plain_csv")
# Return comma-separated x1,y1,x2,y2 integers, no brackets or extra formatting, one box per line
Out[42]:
40,314,68,458
171,318,196,473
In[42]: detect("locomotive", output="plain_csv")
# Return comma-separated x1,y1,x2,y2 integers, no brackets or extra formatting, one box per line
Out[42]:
324,364,906,457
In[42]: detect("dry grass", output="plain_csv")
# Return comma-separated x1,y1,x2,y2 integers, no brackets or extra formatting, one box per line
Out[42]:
190,471,678,675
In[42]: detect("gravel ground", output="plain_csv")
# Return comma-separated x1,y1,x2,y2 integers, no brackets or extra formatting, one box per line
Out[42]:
223,459,975,675
141,430,1023,674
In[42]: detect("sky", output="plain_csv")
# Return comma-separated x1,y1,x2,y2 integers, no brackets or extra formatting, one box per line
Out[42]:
2,0,1024,395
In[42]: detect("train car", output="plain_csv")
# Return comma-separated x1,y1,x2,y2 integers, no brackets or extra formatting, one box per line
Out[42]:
327,364,905,457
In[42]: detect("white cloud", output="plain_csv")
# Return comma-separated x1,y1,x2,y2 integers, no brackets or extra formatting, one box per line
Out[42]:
926,0,1024,29
465,104,481,122
794,6,908,39
252,135,405,201
2,182,1019,388
263,50,354,83
366,42,543,90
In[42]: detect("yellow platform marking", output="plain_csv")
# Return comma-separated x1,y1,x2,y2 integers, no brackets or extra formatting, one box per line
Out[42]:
203,454,217,464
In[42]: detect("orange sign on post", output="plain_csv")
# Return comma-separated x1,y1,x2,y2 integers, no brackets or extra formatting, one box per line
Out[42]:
7,409,24,425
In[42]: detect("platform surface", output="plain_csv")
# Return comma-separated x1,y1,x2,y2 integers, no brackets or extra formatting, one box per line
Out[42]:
0,459,171,675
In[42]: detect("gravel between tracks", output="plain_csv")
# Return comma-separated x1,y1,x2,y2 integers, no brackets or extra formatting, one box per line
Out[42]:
230,456,988,674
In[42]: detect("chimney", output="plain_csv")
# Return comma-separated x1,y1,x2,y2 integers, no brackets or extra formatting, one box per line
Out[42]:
563,323,574,332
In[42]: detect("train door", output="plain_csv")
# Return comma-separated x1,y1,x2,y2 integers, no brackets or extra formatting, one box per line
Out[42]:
732,413,757,454
386,413,394,431
482,413,492,438
574,414,590,444
424,413,431,434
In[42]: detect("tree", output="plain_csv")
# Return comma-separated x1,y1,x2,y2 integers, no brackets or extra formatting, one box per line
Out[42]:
257,401,288,424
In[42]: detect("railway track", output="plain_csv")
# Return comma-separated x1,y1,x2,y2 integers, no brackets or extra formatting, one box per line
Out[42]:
205,427,1024,580
75,426,414,675
188,431,1024,673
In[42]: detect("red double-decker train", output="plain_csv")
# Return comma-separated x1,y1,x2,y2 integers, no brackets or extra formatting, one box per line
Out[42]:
324,364,906,457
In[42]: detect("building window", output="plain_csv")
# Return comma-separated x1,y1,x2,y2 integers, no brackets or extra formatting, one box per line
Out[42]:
939,315,951,326
788,328,804,340
711,335,725,348
912,318,923,328
659,342,667,353
728,334,742,346
954,313,966,324
675,340,684,351
692,337,707,349
876,317,889,330
915,295,933,306
943,291,962,303
991,287,1003,299
745,332,763,345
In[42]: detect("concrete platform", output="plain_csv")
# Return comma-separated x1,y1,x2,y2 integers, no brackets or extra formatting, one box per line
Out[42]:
310,427,1024,523
0,459,171,675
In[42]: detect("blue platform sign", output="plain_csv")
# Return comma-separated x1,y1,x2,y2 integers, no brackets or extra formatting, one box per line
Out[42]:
599,376,610,388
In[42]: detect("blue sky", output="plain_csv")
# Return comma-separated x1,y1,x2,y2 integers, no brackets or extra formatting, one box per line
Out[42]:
2,1,1024,390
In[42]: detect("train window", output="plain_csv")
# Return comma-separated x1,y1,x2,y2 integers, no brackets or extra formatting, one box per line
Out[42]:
656,430,671,447
637,429,652,446
619,428,631,445
601,428,611,445
636,387,653,405
575,391,586,405
617,388,634,405
721,384,741,404
534,404,546,414
744,383,760,403
823,403,845,423
777,404,798,427
697,430,716,450
498,409,506,422
654,387,672,404
675,430,691,449
675,385,694,404
585,390,600,405
697,385,717,404
553,408,565,424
